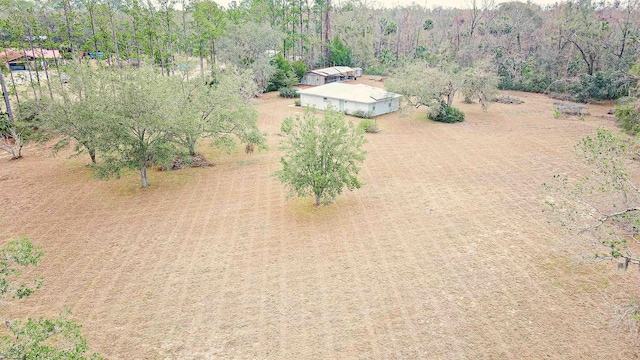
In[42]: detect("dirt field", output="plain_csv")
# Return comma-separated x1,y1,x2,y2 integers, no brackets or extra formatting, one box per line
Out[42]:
2,78,640,359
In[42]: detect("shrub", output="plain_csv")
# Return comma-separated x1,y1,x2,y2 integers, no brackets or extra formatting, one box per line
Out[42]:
0,112,11,135
570,71,628,103
351,110,372,119
617,96,636,106
616,104,640,135
498,63,553,94
279,87,300,98
294,99,301,106
428,104,465,123
365,64,388,76
291,60,307,81
357,119,379,133
267,54,298,92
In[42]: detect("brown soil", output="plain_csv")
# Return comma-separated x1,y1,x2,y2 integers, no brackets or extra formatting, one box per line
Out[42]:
1,78,639,359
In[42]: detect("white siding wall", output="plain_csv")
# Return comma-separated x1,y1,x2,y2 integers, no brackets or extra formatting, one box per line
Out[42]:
301,94,400,117
344,101,370,115
300,94,329,109
301,94,371,114
370,98,400,117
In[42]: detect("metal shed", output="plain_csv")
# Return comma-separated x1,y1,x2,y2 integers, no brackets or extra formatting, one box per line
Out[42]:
300,66,361,86
298,83,402,117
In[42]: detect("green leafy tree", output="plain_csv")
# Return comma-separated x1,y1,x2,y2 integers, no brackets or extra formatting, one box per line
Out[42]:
218,21,284,92
386,61,459,117
276,108,366,206
543,128,640,335
614,61,640,135
38,65,110,164
0,238,101,359
616,104,640,135
544,129,640,267
169,67,265,156
328,34,352,66
266,54,298,92
0,98,38,160
386,61,497,118
291,60,307,81
95,67,182,188
423,18,433,31
192,0,227,73
457,65,499,109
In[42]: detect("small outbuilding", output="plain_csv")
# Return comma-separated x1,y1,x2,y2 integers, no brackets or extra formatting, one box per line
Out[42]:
298,82,402,117
1,49,62,71
300,66,363,86
0,52,36,71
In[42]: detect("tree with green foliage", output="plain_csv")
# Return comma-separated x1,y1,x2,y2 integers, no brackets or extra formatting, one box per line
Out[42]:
386,61,497,119
457,65,499,109
169,67,265,156
614,61,640,135
328,34,351,66
386,62,455,111
544,129,640,267
543,128,640,335
0,238,101,359
38,65,110,164
218,21,284,92
95,67,181,188
616,103,640,135
192,0,226,73
266,53,298,92
291,60,307,81
0,98,38,160
276,108,366,206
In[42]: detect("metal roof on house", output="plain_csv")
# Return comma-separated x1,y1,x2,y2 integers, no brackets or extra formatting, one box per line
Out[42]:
3,48,61,59
298,82,402,104
308,66,356,77
0,52,36,63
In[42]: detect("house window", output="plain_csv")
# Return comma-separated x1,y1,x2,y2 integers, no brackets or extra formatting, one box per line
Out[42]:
372,106,376,111
323,97,327,100
389,102,392,108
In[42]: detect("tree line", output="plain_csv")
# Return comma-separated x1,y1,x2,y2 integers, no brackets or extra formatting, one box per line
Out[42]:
0,0,637,98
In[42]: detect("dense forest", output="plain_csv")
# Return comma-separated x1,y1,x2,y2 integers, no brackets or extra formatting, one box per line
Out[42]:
0,0,638,99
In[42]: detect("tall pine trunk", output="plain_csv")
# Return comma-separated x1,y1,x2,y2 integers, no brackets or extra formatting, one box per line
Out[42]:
88,5,101,64
3,48,20,105
38,46,54,99
8,70,19,106
21,44,39,103
133,20,141,67
167,14,174,75
26,27,42,87
323,0,331,65
0,71,15,123
62,0,76,61
51,45,65,87
199,37,204,78
109,10,121,68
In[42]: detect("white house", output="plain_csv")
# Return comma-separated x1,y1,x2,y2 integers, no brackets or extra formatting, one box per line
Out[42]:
298,82,402,117
300,66,363,86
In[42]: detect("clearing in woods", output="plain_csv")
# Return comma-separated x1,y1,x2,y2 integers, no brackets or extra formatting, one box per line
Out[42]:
1,77,639,358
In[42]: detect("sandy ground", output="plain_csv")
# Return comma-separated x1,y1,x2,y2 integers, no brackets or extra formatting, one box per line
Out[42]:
1,77,640,359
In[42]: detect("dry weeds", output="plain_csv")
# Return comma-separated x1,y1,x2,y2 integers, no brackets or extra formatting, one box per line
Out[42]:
1,79,639,359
